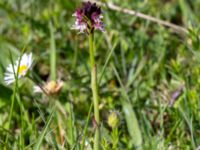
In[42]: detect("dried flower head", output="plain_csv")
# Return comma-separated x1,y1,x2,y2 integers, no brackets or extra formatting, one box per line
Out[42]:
34,80,64,95
72,1,104,33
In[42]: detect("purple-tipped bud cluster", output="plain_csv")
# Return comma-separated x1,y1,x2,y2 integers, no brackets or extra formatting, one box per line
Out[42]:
72,1,104,33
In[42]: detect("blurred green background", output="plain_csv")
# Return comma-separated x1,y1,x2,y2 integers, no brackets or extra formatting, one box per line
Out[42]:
0,0,200,149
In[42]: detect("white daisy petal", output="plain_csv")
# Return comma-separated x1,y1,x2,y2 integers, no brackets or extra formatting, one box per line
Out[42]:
5,72,13,76
7,65,14,73
20,54,27,65
4,76,15,80
4,77,14,81
27,53,33,68
5,78,15,85
4,75,15,79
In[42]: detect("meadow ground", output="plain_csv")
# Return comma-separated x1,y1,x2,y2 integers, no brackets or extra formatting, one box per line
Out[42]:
0,0,200,149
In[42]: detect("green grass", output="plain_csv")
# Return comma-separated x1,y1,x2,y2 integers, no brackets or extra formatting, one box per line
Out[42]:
0,0,200,149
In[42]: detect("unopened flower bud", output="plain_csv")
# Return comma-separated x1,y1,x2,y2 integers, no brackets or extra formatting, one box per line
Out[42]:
108,111,119,129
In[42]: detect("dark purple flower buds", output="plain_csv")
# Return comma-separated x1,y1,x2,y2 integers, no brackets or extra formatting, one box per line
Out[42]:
72,1,104,33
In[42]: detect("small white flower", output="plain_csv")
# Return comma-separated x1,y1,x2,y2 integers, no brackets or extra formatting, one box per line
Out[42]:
33,85,42,93
4,53,33,85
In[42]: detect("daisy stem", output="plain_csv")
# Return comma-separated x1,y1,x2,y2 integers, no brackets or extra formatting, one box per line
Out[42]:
89,32,100,150
4,50,22,149
4,81,17,150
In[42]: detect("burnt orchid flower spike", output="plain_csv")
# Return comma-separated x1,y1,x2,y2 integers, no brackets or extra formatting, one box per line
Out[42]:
72,1,104,33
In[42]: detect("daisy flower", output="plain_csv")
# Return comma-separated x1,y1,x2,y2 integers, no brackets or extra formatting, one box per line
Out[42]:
4,53,33,85
72,1,104,33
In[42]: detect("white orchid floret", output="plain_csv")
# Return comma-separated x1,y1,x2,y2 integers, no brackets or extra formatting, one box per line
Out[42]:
4,53,33,85
71,20,87,33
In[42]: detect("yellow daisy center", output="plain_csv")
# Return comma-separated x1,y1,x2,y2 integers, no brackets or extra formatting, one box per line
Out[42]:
18,65,28,75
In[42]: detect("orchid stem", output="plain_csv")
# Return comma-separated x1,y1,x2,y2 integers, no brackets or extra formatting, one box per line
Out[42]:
89,32,100,150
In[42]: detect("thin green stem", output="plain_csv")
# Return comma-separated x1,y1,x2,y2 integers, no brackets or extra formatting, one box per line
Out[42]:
4,48,27,149
80,103,93,150
4,82,17,150
89,34,95,67
16,93,24,149
69,101,75,147
4,50,21,150
50,21,56,81
89,33,100,150
98,39,119,85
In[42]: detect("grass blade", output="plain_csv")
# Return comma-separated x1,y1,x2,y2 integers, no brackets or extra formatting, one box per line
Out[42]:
98,39,119,85
81,103,93,150
33,107,55,150
112,64,142,149
126,57,146,88
49,21,56,81
121,100,142,149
